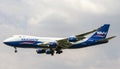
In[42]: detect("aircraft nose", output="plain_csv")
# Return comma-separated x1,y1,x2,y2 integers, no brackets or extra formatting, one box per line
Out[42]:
3,41,9,45
3,38,12,45
3,40,9,45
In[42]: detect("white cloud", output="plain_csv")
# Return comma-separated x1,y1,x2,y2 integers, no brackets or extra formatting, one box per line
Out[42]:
79,0,106,14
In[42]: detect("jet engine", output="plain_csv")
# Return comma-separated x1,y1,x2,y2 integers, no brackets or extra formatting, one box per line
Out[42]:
49,41,58,48
68,36,77,42
36,48,45,54
46,49,54,54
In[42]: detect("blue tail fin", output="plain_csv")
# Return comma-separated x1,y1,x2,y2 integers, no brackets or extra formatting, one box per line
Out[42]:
87,24,110,41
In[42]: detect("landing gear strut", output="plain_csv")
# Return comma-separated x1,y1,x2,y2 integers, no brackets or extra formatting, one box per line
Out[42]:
56,47,63,54
14,47,17,53
50,48,54,56
51,50,54,56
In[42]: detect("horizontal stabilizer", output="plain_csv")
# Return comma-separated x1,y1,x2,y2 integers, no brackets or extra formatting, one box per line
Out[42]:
97,36,116,42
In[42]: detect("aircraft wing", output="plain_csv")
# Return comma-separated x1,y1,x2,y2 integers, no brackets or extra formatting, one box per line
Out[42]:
56,28,100,49
40,27,100,49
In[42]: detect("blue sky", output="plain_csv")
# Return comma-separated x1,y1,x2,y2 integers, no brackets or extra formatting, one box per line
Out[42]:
0,0,120,69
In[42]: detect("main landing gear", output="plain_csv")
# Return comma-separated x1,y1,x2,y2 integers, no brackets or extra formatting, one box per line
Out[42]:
50,48,54,56
56,50,63,54
14,47,17,53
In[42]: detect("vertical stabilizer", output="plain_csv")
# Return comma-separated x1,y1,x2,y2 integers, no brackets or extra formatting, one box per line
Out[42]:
87,24,110,41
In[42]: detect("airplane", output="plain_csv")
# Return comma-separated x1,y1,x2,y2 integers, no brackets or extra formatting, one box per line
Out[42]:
3,24,116,56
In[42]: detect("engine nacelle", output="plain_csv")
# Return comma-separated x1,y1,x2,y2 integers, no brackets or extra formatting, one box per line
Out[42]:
68,36,77,42
46,49,53,54
49,41,57,48
36,48,45,54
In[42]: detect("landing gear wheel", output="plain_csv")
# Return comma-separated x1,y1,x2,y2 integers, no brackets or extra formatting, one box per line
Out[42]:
56,50,63,54
15,50,17,53
14,47,17,53
51,50,54,56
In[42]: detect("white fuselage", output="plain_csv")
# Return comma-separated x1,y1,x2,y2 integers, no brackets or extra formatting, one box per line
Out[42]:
3,35,64,48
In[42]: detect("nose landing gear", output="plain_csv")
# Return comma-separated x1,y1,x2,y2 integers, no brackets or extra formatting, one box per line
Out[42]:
14,47,17,53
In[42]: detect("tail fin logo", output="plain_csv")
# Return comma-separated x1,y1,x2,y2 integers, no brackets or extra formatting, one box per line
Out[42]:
96,31,107,37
